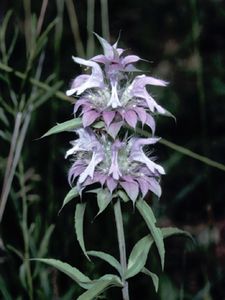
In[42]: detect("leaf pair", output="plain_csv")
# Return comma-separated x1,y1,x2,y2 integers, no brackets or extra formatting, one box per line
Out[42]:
32,258,122,299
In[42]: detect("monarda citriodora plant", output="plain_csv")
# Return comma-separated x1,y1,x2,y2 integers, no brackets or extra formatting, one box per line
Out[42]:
36,34,191,300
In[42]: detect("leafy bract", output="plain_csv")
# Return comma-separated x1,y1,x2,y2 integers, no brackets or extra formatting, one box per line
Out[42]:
41,118,82,138
87,250,122,275
125,235,153,279
161,227,193,241
136,199,165,269
77,275,122,300
59,187,78,213
96,188,112,216
75,203,89,260
32,258,92,289
142,267,159,292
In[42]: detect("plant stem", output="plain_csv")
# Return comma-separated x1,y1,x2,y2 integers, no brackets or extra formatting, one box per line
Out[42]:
19,161,34,300
113,200,130,300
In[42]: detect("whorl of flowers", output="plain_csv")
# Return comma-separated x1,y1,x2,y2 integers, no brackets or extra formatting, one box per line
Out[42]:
66,34,170,202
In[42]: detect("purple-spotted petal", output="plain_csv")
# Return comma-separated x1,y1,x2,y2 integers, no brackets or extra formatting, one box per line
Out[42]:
91,54,109,64
66,75,90,96
74,98,90,114
122,55,141,66
79,151,104,183
108,141,123,180
71,57,104,94
107,81,122,108
134,75,168,87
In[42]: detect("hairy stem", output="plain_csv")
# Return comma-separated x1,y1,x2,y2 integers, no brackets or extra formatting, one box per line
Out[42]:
114,200,130,300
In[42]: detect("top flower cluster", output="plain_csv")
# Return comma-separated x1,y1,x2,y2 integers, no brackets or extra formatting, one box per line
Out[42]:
66,35,170,202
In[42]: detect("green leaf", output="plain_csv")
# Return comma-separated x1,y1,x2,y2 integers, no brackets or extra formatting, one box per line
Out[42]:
32,258,92,289
0,275,13,300
37,224,55,258
0,107,9,126
59,187,79,213
161,227,193,241
96,188,112,216
41,118,82,138
92,121,104,129
87,250,122,275
125,235,153,279
32,81,63,110
125,226,192,280
75,203,89,260
142,267,159,292
19,263,27,290
6,244,23,260
136,199,165,269
77,276,122,300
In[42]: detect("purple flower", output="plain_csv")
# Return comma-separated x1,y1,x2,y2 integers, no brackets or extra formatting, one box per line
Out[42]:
67,35,169,137
66,128,105,185
66,130,164,202
66,57,104,96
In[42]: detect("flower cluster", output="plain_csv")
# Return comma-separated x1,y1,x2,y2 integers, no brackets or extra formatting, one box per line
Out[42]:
66,35,169,202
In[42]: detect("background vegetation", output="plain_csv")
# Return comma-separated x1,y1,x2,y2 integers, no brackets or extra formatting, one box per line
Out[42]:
0,0,225,299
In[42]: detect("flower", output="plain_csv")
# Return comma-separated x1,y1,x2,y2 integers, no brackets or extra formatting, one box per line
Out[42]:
66,35,169,138
66,129,164,202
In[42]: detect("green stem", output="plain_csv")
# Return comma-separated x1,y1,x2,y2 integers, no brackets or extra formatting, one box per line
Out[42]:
113,200,130,300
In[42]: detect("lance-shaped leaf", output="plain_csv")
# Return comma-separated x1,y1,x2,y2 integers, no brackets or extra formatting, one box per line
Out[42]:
32,258,93,289
41,118,82,138
96,188,112,216
126,226,192,280
75,203,89,260
77,275,122,300
87,250,122,276
59,187,78,214
38,224,55,258
136,199,165,269
161,227,193,241
125,235,153,279
142,267,159,292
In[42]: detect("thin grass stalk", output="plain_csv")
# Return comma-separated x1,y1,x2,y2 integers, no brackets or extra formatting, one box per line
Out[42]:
23,0,32,55
100,0,110,40
0,111,31,223
87,0,95,58
65,0,85,57
0,113,22,222
114,200,130,300
54,0,65,75
37,0,49,35
19,161,34,300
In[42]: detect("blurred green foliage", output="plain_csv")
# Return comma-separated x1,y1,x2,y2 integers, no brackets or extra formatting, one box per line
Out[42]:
0,0,225,299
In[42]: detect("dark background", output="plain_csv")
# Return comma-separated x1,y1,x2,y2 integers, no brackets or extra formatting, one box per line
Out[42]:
0,0,225,299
